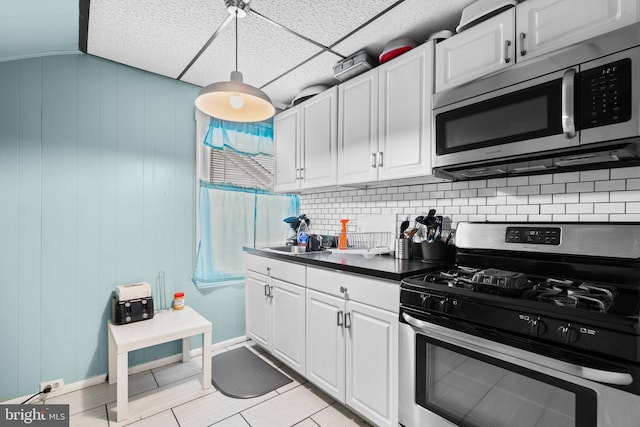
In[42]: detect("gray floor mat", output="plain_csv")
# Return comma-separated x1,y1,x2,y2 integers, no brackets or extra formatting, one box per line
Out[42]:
211,346,293,398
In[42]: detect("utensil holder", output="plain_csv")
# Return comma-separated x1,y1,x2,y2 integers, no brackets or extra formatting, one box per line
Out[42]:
395,238,412,259
421,241,455,261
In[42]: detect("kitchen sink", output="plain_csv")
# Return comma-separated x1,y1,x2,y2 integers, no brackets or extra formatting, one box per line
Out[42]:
264,246,331,255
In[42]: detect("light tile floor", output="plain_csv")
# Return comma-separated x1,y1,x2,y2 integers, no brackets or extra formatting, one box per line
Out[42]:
45,341,372,427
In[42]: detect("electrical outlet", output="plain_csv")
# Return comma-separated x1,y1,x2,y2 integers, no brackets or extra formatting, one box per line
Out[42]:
40,378,64,393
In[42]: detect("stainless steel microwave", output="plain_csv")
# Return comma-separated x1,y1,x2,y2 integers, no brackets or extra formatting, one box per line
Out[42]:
432,23,640,180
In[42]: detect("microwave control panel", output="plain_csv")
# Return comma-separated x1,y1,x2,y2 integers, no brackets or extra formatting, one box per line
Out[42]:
580,58,631,129
505,227,560,245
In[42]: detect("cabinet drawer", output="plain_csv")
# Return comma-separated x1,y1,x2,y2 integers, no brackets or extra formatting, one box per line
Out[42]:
306,266,399,313
245,254,306,286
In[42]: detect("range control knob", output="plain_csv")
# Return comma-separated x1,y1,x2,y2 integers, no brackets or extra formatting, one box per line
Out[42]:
438,298,451,313
529,317,547,336
419,293,430,309
557,324,579,344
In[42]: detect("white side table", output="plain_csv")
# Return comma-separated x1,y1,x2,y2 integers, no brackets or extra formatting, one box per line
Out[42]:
107,306,212,422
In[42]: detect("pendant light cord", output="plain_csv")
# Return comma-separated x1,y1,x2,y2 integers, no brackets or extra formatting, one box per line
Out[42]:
235,10,238,72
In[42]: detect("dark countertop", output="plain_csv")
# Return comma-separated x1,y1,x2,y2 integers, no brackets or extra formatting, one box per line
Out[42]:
244,246,450,281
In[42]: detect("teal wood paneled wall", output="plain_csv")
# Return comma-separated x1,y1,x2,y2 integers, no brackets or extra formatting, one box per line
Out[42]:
0,54,246,400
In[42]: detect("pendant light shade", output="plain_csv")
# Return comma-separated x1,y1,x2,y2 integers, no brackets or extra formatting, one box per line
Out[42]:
195,2,275,123
196,71,275,122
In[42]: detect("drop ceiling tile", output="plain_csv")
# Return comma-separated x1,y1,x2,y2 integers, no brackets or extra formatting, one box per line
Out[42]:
181,13,319,90
250,0,400,47
261,51,342,109
332,0,473,58
88,0,227,79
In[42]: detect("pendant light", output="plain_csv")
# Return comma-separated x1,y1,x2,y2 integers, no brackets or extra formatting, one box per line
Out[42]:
195,3,275,122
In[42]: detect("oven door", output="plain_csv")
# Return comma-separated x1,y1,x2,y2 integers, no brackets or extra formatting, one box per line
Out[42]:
433,67,578,171
399,310,640,427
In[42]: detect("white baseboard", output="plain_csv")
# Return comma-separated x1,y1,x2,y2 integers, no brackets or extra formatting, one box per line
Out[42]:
4,335,248,405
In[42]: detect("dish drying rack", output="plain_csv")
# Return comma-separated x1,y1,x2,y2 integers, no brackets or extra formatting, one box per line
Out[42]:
337,231,394,258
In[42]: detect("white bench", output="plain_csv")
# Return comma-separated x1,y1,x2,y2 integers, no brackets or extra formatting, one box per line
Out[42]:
108,306,212,422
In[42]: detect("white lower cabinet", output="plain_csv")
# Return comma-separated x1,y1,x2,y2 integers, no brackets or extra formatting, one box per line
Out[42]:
245,255,399,427
245,255,306,376
305,267,399,427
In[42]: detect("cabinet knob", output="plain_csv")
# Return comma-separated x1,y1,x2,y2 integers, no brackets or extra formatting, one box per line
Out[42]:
340,286,347,294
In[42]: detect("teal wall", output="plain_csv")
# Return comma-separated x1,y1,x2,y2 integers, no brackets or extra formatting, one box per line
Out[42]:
0,54,246,400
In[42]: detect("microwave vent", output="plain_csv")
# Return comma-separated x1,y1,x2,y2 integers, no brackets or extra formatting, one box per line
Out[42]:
555,153,621,167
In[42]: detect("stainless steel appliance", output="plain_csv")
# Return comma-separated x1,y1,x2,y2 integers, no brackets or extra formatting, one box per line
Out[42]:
399,222,640,427
432,23,640,180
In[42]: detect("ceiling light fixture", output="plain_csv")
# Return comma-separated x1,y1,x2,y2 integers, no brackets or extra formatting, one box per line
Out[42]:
195,0,275,122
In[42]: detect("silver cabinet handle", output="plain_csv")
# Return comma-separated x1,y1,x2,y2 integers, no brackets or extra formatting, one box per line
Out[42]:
337,310,344,326
345,312,352,329
299,167,304,180
519,32,527,56
377,151,383,167
295,168,300,180
269,285,274,298
402,312,632,386
504,40,512,63
264,284,269,296
562,68,577,139
371,152,377,168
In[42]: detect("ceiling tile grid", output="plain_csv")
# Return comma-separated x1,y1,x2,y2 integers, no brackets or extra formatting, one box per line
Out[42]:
87,0,228,80
181,12,320,92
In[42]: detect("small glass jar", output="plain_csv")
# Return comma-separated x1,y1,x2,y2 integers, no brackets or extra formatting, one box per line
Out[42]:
173,292,185,310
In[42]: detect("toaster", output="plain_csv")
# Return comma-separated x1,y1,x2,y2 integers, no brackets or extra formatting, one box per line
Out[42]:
111,296,154,325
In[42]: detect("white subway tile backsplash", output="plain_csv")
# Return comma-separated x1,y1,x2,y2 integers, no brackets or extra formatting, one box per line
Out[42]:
594,203,625,214
553,193,580,204
528,194,553,204
496,205,517,214
611,166,640,179
541,183,565,194
580,170,609,181
566,182,594,193
554,172,580,183
610,190,640,202
565,203,594,214
507,176,529,187
300,168,640,235
595,180,626,191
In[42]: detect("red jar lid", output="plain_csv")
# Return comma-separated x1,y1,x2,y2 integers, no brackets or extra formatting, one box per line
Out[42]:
174,292,184,298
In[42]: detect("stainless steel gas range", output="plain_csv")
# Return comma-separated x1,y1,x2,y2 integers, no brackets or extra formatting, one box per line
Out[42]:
399,222,640,427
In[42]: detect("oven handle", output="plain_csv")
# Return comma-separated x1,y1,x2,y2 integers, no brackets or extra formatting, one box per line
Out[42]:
402,312,633,386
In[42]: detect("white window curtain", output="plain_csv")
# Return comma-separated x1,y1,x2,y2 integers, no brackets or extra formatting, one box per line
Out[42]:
192,181,299,289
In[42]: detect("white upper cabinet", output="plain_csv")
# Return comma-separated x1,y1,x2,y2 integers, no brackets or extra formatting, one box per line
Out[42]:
378,42,433,180
435,0,639,93
435,8,515,93
338,70,380,185
274,86,338,192
300,86,338,189
273,107,300,192
517,0,638,62
339,42,434,185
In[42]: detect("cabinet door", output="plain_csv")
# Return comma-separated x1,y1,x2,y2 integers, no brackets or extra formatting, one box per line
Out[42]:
274,107,300,192
345,300,398,427
301,86,338,189
435,8,515,93
271,279,306,376
378,43,432,181
245,272,271,349
338,70,379,185
517,0,638,62
305,289,345,402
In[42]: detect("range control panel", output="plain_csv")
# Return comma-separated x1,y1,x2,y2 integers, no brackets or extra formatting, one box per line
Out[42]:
505,227,561,245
